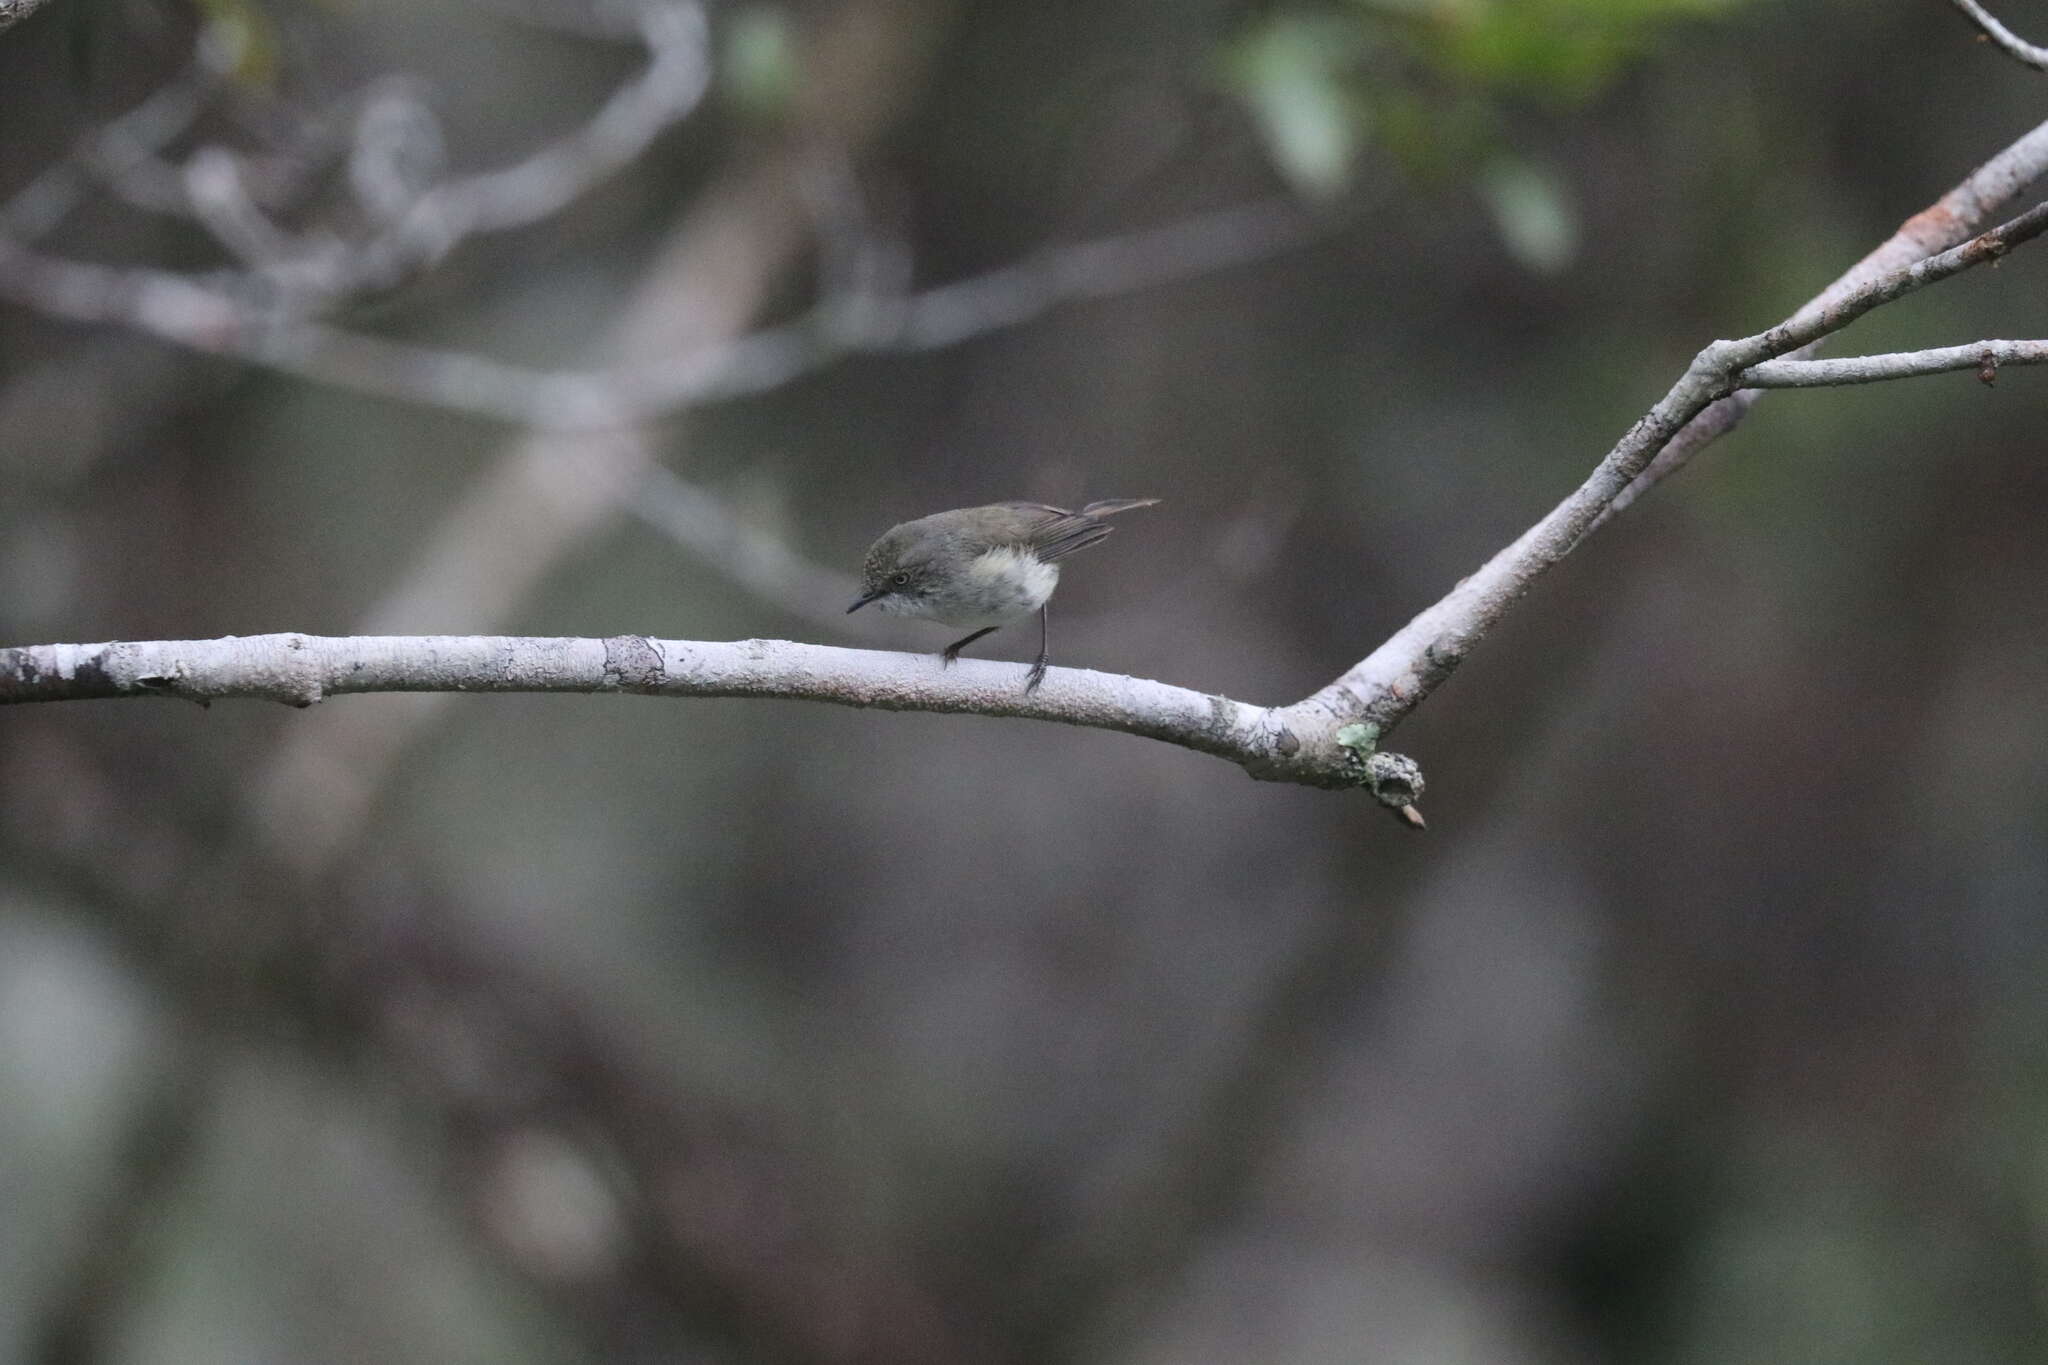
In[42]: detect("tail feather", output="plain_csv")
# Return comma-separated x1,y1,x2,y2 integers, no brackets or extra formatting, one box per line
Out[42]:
1078,498,1160,517
1028,498,1159,562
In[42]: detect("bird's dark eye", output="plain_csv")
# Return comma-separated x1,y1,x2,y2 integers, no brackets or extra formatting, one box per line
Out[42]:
892,571,910,585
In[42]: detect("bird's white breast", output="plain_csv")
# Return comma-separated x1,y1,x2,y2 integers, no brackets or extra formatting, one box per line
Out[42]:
914,546,1060,628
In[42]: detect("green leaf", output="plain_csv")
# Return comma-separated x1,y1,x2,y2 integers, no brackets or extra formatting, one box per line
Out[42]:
1476,155,1579,273
1352,0,1758,101
722,5,799,121
1223,14,1371,199
194,0,279,89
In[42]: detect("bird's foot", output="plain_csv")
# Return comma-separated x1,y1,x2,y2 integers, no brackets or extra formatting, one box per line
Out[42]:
1024,654,1049,693
940,626,999,668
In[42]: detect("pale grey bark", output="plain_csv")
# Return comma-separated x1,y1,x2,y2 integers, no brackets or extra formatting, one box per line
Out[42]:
1740,339,2048,388
1598,114,2048,524
0,633,1342,785
1289,197,2048,736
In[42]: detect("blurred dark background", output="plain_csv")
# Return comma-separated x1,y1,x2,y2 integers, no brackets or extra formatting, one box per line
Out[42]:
2,1,2046,1361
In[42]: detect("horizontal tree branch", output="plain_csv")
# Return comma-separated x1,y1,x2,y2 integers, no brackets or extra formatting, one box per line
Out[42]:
0,634,1425,809
1739,338,2048,388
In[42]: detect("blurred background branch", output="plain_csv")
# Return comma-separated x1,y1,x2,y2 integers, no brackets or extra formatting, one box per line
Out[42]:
0,193,1329,431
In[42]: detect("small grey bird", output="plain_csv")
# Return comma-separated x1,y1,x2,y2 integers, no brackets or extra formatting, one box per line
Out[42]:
847,499,1158,692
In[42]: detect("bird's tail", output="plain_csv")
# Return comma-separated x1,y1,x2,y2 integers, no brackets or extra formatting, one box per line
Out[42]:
1078,498,1160,518
1028,498,1160,562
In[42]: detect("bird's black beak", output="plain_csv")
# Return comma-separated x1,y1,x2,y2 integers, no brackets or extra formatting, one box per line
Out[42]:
847,590,881,614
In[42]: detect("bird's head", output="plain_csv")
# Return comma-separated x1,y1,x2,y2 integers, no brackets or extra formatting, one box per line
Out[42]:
847,525,940,616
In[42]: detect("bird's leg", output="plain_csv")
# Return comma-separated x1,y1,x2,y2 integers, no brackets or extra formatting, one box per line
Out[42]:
941,626,999,667
1024,604,1050,693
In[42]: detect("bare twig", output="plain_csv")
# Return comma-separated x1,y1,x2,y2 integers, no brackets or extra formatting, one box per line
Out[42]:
1738,338,2048,388
1755,199,2048,344
1599,115,2048,522
1287,195,2048,739
1952,0,2048,72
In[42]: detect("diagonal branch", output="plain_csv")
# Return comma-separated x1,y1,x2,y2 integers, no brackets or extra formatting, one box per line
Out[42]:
1598,114,2048,523
1285,194,2048,738
1742,198,2048,353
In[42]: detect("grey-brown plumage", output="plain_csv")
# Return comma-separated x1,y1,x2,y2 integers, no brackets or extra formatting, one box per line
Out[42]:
847,499,1158,691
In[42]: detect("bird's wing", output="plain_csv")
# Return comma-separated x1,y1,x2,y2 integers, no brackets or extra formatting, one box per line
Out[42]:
998,504,1108,562
1000,499,1158,562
